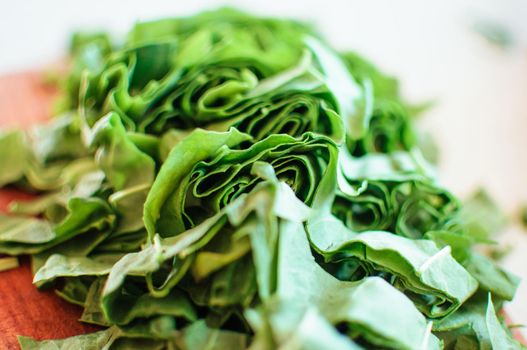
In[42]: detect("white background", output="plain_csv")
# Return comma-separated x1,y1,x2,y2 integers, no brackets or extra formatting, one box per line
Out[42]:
1,0,527,333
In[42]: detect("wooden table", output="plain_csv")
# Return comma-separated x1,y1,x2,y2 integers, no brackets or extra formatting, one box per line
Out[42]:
0,72,98,350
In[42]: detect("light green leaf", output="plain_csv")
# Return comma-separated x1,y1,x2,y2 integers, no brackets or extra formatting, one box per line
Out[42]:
0,130,29,186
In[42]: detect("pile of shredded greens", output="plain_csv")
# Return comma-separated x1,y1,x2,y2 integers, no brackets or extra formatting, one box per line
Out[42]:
0,8,524,350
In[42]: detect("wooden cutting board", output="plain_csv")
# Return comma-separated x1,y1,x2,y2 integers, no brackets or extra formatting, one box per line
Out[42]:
0,72,99,350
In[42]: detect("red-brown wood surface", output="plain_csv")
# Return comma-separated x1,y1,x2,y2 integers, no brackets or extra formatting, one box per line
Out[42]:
0,72,99,350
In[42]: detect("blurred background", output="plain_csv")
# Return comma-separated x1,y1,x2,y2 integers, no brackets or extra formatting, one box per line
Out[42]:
1,0,526,331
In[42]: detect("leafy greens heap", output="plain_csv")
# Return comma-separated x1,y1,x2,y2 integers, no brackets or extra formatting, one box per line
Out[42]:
0,8,523,350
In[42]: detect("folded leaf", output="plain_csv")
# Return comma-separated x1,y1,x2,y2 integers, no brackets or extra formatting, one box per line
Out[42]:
308,216,478,318
434,294,526,350
145,130,337,238
333,178,458,238
0,197,115,255
143,127,251,238
88,112,155,191
0,130,29,186
463,252,520,302
272,209,441,349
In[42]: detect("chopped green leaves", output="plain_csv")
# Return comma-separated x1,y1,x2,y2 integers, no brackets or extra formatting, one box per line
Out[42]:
0,7,521,350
